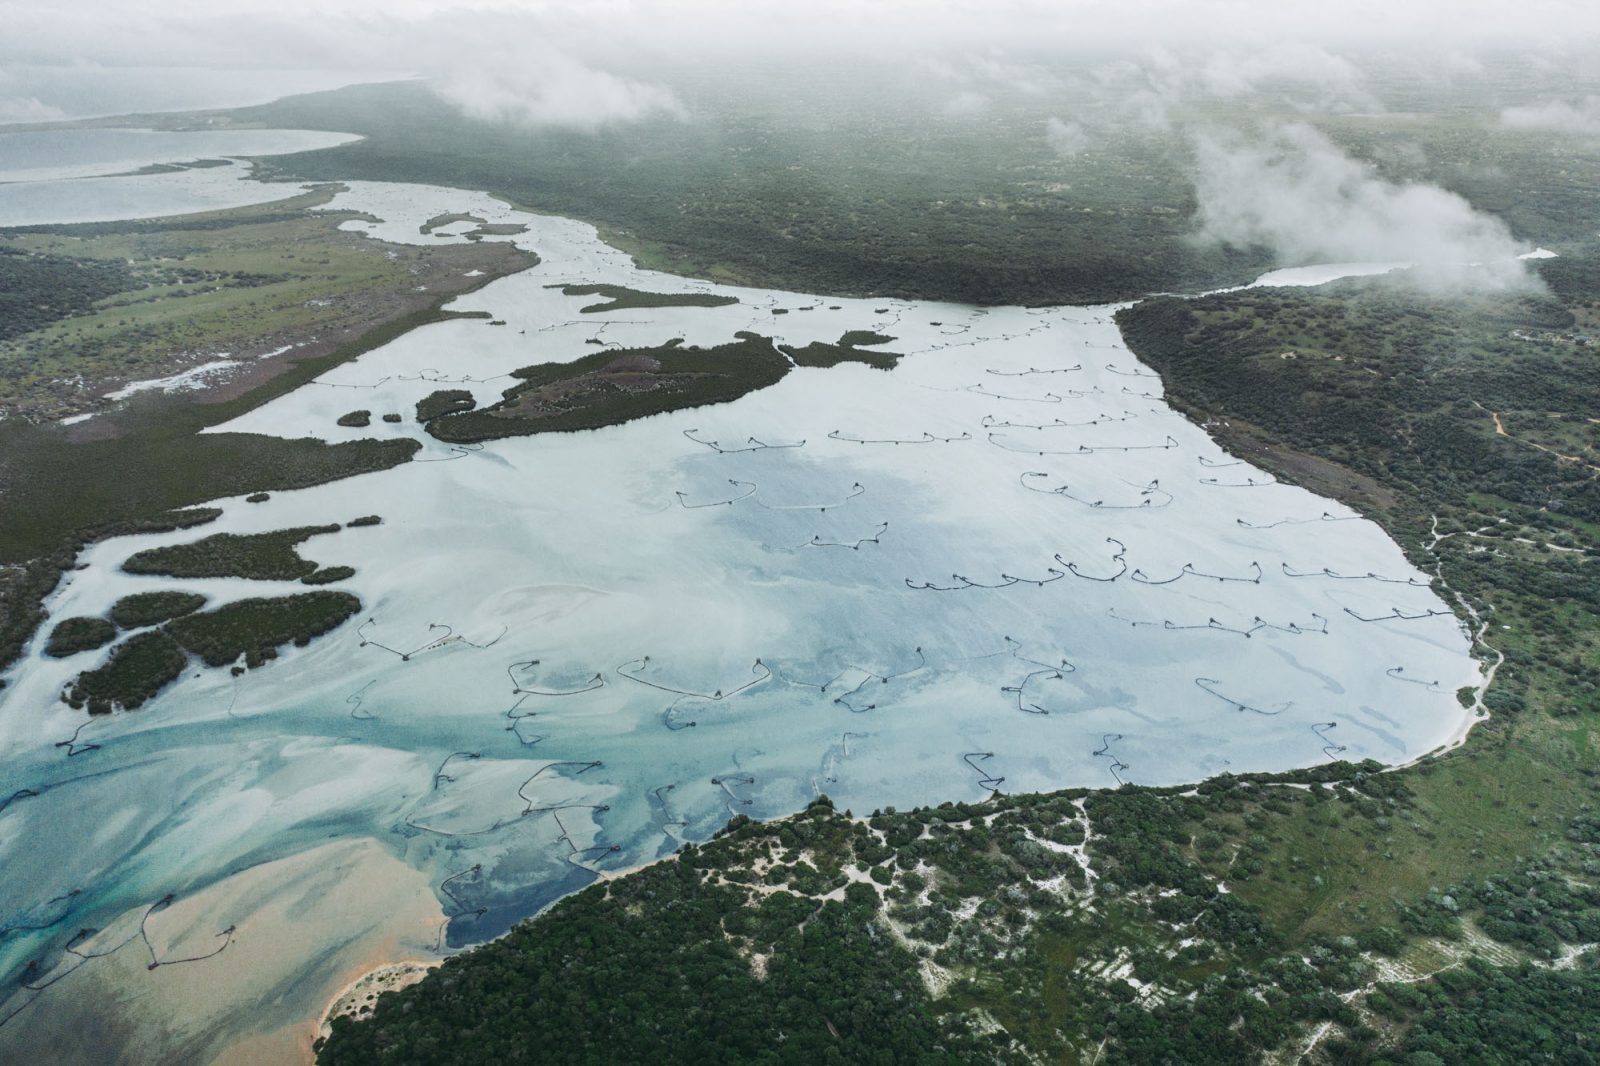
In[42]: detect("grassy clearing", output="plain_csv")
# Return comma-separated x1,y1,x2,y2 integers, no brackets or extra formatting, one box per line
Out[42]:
0,189,356,417
1222,720,1597,942
0,186,533,422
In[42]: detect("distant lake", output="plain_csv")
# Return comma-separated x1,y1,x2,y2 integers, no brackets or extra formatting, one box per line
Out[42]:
0,66,400,124
0,127,359,225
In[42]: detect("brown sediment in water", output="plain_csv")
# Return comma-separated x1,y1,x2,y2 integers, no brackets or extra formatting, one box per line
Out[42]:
0,837,442,1066
309,852,678,1050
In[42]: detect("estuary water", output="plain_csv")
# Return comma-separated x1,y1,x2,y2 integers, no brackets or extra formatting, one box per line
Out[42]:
0,169,1481,1061
0,127,360,226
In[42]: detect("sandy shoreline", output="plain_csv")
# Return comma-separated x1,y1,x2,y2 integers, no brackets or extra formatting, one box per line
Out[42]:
314,961,440,1048
308,853,677,1055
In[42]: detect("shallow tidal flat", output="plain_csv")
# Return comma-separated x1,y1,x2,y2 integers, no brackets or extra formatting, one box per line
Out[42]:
0,179,1479,1060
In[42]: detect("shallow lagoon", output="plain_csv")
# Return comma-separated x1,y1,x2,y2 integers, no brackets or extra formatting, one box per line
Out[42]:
0,179,1479,1056
0,127,359,226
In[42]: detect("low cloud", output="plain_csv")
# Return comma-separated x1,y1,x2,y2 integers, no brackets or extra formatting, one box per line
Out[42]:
1500,96,1600,136
0,95,66,123
941,90,991,118
926,53,1062,118
965,55,1062,98
1045,116,1089,158
1054,43,1380,140
1191,123,1531,289
434,51,686,131
1192,43,1378,111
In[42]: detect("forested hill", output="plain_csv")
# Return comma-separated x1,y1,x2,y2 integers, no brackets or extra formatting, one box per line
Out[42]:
231,78,1270,306
205,75,1600,310
1118,266,1600,532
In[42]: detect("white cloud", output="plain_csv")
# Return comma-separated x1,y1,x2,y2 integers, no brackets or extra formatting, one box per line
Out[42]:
1191,123,1532,289
923,52,1063,117
0,95,67,124
433,51,686,131
1501,96,1600,135
1045,116,1088,157
0,2,1595,139
941,90,991,117
967,55,1063,97
1195,42,1374,108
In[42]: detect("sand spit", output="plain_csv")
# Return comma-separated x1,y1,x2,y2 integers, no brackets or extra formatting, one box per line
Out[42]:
315,961,438,1045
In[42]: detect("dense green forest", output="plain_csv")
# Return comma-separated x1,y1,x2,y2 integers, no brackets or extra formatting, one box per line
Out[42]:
425,329,918,444
426,335,793,443
165,590,360,668
35,522,369,709
0,506,220,690
0,247,138,343
1117,271,1598,524
42,615,116,658
121,524,342,580
107,590,207,628
414,389,477,423
62,629,189,713
554,283,740,314
56,588,363,712
235,80,1270,306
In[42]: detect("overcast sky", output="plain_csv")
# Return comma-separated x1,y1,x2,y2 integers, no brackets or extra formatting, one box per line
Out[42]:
3,1,1598,127
5,0,1599,69
4,2,1589,283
